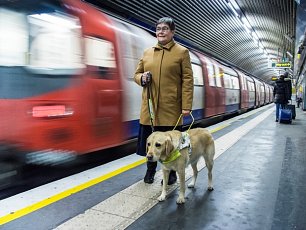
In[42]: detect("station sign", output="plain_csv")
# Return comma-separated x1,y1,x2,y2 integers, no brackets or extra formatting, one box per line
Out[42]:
269,61,291,69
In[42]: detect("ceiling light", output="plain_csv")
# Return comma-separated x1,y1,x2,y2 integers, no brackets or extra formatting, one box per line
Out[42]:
286,51,293,58
227,1,240,17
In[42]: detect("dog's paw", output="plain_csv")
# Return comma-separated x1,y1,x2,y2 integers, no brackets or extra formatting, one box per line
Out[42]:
207,186,214,191
176,196,185,204
158,194,166,202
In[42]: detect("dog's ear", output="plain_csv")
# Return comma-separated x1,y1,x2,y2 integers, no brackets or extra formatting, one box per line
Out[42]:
166,130,181,150
165,135,174,156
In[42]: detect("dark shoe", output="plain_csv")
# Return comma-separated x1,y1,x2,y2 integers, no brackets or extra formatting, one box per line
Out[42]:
144,170,156,184
275,119,279,122
161,170,177,185
144,161,157,184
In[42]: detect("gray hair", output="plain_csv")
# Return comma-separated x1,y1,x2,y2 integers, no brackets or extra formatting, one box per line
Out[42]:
156,17,175,31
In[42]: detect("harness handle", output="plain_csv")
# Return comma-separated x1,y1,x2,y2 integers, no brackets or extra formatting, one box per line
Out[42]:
173,111,194,132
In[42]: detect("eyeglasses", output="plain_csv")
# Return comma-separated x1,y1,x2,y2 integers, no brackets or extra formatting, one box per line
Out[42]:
156,26,170,32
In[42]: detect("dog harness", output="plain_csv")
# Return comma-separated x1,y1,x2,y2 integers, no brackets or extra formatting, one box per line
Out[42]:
180,132,191,153
160,149,181,164
160,132,191,164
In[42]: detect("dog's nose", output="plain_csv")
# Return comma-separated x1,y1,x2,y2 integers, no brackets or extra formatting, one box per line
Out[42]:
147,155,153,161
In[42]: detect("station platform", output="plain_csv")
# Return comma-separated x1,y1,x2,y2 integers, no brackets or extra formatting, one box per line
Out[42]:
1,103,306,230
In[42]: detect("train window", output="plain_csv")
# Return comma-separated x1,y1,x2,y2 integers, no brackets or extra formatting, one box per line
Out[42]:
248,81,255,91
112,21,141,80
0,7,85,75
0,9,28,66
232,76,239,89
26,13,84,75
223,73,231,88
224,74,239,89
206,63,215,87
85,36,116,79
261,85,265,91
192,64,204,86
241,75,248,90
214,66,222,87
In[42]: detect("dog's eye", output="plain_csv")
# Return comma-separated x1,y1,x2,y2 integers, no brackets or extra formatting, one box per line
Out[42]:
155,143,161,147
147,143,151,146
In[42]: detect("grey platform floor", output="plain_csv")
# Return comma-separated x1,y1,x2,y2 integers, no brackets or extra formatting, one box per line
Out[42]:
127,106,306,230
2,104,306,230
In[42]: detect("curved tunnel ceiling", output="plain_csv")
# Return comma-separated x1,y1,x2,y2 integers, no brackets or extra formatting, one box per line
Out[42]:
86,0,296,83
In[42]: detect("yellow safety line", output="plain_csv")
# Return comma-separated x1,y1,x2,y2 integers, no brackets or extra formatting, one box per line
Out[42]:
210,124,230,133
0,122,231,226
0,158,146,226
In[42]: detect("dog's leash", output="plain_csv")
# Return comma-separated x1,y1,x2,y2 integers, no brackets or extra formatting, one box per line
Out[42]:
173,111,194,132
147,78,155,133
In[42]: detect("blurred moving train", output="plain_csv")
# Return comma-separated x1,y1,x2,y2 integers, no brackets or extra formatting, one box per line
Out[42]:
0,0,273,166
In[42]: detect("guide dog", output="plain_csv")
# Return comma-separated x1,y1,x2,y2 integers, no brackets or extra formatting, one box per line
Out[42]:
146,128,215,204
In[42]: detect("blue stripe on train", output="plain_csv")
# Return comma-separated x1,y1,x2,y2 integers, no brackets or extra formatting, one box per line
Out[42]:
183,108,204,125
124,120,140,139
225,103,239,113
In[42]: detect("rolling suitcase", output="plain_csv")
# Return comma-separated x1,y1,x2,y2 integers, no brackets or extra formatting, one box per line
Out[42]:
279,105,292,124
287,101,296,119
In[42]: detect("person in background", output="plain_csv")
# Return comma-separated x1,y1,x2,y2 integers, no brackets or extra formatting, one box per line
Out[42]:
296,96,302,108
273,74,291,122
133,17,194,184
283,71,292,101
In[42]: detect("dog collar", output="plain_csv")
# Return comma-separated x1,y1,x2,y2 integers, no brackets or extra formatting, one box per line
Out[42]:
160,149,181,164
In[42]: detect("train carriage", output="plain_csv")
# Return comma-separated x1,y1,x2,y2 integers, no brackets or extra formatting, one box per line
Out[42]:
0,0,274,167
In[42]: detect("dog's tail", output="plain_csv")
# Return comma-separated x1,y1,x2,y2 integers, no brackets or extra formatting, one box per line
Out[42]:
205,139,215,166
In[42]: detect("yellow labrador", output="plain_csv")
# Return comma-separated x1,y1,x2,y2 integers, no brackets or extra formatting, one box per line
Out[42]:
146,128,215,204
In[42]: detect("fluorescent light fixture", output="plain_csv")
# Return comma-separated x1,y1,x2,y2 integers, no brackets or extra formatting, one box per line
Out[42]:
229,0,240,10
251,31,259,40
286,51,293,58
252,37,259,45
242,23,251,34
284,34,293,43
241,17,251,29
227,1,240,17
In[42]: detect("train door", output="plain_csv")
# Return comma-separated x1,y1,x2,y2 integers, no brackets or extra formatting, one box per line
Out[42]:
200,54,225,117
223,66,240,113
260,82,265,106
110,20,156,139
65,0,123,150
254,78,261,108
264,84,269,104
189,51,204,123
237,71,249,111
